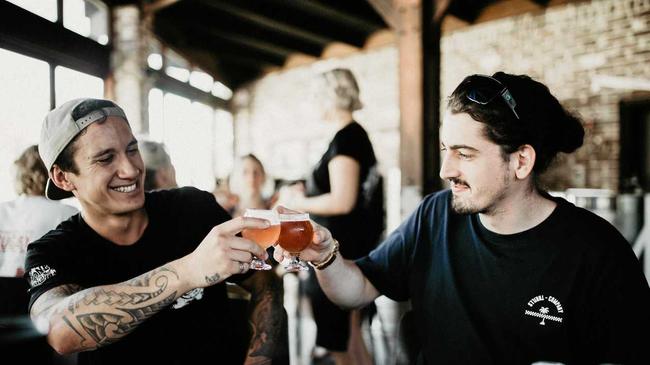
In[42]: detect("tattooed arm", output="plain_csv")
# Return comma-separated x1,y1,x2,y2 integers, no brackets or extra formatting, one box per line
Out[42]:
237,270,287,365
30,217,271,355
30,264,191,354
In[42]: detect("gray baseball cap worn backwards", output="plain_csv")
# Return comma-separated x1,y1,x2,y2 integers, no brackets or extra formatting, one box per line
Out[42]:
39,98,129,200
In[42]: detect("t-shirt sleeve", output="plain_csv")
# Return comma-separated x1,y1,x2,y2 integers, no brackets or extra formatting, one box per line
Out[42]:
587,238,650,363
175,187,255,283
173,187,231,227
24,229,77,311
329,125,367,162
355,203,424,302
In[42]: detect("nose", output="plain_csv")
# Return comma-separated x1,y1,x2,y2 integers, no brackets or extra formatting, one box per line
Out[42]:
117,154,141,179
439,152,458,180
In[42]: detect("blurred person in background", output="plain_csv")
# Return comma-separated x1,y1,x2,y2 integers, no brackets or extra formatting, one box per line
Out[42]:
138,140,177,191
213,177,239,216
229,154,276,217
0,145,77,362
24,98,286,365
276,72,650,364
276,68,381,365
0,145,78,312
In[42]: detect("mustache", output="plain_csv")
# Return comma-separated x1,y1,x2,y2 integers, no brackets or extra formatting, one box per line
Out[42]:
448,178,469,188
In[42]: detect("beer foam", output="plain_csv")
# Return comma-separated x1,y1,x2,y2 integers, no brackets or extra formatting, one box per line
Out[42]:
244,209,279,224
279,213,310,222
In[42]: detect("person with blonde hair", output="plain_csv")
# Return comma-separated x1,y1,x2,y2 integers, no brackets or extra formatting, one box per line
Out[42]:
0,145,78,362
277,68,381,365
0,145,78,281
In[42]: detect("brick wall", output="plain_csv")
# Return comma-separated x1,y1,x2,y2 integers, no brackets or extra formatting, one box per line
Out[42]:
234,0,650,192
441,0,650,190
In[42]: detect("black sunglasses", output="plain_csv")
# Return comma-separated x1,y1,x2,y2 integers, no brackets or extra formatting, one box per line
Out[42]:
462,74,520,120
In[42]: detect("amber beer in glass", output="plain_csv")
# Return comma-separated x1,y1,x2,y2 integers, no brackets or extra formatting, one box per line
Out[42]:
278,213,313,272
242,209,280,270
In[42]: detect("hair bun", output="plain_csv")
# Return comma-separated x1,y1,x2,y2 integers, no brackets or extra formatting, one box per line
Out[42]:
555,111,585,153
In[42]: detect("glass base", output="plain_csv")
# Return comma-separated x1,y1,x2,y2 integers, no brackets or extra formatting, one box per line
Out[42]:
250,258,272,271
283,256,309,272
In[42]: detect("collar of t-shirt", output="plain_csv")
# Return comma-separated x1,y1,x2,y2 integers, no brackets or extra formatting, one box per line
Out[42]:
471,197,566,250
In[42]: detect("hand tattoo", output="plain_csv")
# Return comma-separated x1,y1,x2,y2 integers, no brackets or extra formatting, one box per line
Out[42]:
205,273,221,285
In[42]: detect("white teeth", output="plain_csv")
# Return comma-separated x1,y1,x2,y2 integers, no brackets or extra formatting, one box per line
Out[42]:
112,183,136,193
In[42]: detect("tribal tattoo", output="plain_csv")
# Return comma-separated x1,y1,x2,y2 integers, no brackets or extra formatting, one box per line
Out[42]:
32,265,181,351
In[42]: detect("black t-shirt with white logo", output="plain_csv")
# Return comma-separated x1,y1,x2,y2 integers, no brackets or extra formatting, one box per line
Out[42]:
24,187,248,365
356,190,650,364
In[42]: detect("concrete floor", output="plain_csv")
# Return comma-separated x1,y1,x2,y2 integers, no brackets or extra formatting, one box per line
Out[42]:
283,272,408,365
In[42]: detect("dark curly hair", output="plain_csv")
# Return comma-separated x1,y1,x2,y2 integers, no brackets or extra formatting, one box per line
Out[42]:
447,72,584,177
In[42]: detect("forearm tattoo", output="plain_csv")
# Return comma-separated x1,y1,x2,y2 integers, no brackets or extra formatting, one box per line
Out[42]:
34,266,180,350
245,275,286,363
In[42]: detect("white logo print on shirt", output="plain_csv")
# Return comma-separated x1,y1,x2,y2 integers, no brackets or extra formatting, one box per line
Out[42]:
524,294,564,326
172,288,204,309
28,265,57,287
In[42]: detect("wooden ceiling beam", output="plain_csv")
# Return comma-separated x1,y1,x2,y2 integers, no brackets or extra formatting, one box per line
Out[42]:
267,0,382,33
142,0,181,14
166,15,324,57
196,28,295,60
194,0,333,47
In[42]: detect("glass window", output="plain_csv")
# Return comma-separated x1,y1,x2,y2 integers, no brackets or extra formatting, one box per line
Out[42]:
6,0,57,22
148,88,165,141
157,93,216,191
0,48,50,202
55,65,104,106
212,81,233,100
63,0,109,45
165,49,190,82
214,109,234,179
189,70,213,93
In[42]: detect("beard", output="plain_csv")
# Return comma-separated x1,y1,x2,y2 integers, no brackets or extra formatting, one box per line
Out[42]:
449,174,511,215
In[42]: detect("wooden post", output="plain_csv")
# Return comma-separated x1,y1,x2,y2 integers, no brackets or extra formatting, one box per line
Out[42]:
422,1,443,195
368,0,445,206
396,0,423,195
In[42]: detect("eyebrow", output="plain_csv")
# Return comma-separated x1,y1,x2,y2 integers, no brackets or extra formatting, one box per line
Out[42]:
441,143,480,152
91,139,138,159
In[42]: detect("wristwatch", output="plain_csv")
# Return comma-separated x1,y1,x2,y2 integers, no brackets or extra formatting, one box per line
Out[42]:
308,239,339,270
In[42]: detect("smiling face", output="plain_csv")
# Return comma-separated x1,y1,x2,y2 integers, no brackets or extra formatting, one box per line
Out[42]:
63,116,145,218
439,111,515,215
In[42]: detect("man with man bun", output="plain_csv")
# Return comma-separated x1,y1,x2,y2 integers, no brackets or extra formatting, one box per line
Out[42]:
276,72,650,364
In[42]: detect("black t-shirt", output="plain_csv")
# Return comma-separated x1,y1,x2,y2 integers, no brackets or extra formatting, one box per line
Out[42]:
356,190,650,364
24,187,248,365
306,121,378,259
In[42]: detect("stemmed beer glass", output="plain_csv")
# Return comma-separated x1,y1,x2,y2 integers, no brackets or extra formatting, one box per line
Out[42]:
277,213,313,272
241,209,280,270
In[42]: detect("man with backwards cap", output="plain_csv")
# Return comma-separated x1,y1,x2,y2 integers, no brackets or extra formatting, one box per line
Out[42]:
24,98,286,364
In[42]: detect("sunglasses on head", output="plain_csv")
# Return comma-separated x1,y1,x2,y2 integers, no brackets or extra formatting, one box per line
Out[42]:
462,74,520,120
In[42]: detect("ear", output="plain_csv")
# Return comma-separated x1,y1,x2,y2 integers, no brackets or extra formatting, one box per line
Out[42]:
50,165,76,193
511,144,536,180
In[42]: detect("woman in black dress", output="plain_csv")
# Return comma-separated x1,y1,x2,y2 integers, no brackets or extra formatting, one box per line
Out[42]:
277,68,379,365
